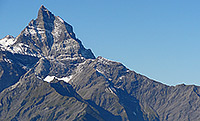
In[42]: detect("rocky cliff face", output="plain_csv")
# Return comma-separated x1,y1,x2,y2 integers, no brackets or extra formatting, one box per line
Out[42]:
3,5,95,60
0,5,200,121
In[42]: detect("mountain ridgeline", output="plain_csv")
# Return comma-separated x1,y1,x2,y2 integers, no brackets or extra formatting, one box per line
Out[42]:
0,5,200,121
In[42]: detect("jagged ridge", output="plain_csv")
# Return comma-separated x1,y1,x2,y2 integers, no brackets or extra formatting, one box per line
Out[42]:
1,5,95,59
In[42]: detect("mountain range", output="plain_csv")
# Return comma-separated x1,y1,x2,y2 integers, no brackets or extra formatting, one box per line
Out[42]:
0,5,200,121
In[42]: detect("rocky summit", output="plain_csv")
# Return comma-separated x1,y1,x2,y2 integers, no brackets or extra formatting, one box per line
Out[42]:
0,5,200,121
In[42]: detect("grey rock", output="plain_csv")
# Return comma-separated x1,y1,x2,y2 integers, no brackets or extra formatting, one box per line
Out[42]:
0,71,104,121
6,5,95,60
0,51,39,92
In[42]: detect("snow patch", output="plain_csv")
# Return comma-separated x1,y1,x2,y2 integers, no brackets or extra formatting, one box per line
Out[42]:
96,69,104,74
0,36,16,48
57,16,64,23
108,87,114,94
56,75,73,83
5,42,39,57
4,58,12,63
38,31,45,34
28,28,37,35
119,76,125,80
44,76,55,82
43,75,73,83
36,76,42,80
97,56,119,65
97,56,111,65
105,86,117,96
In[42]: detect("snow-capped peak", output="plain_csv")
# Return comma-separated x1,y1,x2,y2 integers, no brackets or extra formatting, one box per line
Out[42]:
0,35,16,48
0,5,95,60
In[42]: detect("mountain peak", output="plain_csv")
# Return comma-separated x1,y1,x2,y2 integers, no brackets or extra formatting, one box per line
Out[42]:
38,5,50,13
39,5,46,10
1,5,95,59
4,35,14,39
37,5,55,23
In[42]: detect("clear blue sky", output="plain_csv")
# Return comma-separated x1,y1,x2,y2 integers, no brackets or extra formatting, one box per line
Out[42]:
0,0,200,86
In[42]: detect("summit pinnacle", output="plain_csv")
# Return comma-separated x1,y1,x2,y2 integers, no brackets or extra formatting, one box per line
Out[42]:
1,5,95,59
